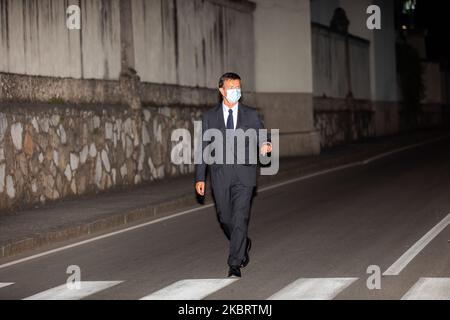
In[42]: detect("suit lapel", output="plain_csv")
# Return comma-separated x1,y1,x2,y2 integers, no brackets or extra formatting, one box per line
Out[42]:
236,104,246,130
215,103,226,132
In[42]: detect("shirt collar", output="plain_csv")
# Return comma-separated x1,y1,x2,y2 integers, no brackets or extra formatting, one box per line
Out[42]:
222,101,239,114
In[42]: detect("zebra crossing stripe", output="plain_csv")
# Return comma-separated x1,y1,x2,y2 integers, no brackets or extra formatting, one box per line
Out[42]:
140,279,238,300
0,283,14,289
268,278,358,300
10,276,450,300
23,281,123,300
401,278,450,300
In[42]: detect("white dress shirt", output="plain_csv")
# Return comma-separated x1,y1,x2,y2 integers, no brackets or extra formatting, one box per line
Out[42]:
222,102,239,130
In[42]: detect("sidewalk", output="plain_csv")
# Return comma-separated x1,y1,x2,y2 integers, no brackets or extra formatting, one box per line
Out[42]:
0,129,449,260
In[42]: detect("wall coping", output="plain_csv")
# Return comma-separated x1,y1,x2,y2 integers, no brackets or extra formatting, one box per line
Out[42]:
0,72,220,108
313,96,374,112
207,0,256,13
312,22,371,45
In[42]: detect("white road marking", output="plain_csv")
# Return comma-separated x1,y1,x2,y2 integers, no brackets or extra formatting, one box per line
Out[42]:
362,135,450,165
268,278,358,300
259,162,360,193
0,206,216,271
0,283,14,289
383,213,450,276
23,281,122,300
0,134,448,271
261,135,450,193
140,279,238,300
401,278,450,300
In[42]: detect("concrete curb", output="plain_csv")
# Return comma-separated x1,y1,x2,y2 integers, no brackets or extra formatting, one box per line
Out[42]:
1,133,448,260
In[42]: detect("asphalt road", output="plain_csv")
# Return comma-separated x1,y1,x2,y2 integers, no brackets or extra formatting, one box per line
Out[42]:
1,137,450,300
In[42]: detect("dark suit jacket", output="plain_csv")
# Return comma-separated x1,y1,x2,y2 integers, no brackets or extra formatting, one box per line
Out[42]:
195,102,268,187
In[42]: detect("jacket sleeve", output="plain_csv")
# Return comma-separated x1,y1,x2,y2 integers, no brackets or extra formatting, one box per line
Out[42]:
255,111,271,148
195,113,208,183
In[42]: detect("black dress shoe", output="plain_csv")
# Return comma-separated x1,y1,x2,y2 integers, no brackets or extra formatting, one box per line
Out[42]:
241,238,252,268
228,266,241,278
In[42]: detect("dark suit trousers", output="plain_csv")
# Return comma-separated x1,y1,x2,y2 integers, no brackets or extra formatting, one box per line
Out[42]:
211,165,254,267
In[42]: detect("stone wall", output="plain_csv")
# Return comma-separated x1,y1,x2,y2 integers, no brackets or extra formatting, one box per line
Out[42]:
400,103,449,131
0,103,203,211
314,97,375,148
373,101,400,137
314,98,449,148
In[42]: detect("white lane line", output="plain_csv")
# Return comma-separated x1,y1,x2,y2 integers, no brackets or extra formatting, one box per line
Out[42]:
23,281,122,300
362,135,450,165
268,278,358,300
402,278,450,300
259,162,361,193
0,205,216,271
262,135,450,193
0,134,448,270
0,283,14,289
383,213,450,276
140,279,238,300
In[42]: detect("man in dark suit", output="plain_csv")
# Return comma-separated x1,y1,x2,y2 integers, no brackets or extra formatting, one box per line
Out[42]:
195,72,272,278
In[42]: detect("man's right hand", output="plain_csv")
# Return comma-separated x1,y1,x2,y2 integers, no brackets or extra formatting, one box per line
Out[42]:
195,182,205,196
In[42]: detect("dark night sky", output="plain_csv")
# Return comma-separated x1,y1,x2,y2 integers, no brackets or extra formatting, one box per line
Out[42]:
413,1,450,60
415,1,448,31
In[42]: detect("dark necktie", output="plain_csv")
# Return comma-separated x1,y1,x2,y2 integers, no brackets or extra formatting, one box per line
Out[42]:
226,109,234,130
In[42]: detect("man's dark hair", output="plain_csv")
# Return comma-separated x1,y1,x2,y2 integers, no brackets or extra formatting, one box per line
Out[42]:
219,72,241,88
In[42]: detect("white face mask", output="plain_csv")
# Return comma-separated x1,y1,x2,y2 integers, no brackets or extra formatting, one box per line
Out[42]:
225,88,242,104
